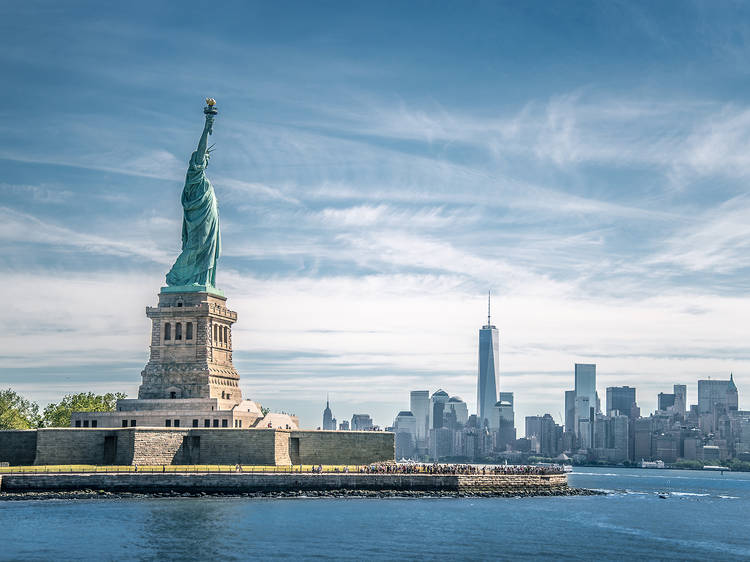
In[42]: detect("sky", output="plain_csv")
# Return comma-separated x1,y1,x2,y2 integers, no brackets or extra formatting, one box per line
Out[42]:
2,1,750,429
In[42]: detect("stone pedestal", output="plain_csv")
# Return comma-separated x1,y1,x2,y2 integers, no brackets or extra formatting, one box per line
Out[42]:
138,290,242,404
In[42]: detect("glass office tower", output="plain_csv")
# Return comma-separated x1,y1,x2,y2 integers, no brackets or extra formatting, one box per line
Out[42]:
574,363,597,437
477,296,500,428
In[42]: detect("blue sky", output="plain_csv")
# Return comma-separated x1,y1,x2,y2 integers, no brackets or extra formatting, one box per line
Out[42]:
2,1,750,428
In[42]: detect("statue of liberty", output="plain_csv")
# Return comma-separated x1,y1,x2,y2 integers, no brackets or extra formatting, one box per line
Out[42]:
165,99,222,290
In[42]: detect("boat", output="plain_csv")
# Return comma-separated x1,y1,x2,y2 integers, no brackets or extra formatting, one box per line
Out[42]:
640,459,665,469
703,465,730,472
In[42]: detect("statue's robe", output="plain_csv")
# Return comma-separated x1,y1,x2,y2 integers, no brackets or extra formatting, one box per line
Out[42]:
165,150,221,287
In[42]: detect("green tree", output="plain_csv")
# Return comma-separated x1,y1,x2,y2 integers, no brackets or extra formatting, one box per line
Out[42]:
42,392,127,427
0,388,41,429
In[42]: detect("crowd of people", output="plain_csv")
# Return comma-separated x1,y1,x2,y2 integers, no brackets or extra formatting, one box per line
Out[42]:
357,463,565,475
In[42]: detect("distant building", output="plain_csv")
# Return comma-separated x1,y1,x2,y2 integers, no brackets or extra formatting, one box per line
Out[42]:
575,364,597,443
525,414,561,457
564,390,576,433
446,396,469,427
658,392,675,412
430,389,450,429
673,385,687,419
429,427,454,460
477,292,500,428
393,411,417,459
351,414,374,431
632,419,650,460
338,420,350,431
592,413,629,463
698,375,738,433
410,390,430,453
494,399,516,451
702,445,721,462
606,386,636,418
322,397,336,430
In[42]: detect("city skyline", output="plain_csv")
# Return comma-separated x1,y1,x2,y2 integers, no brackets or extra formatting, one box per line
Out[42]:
3,2,750,428
385,359,744,465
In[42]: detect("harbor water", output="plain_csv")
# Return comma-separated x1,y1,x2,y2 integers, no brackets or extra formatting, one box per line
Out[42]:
0,466,748,560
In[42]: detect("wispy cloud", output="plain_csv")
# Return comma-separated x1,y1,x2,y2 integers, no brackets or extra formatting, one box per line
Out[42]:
648,194,750,274
0,206,172,264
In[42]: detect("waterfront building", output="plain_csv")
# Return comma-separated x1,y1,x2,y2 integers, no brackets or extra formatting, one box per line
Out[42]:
477,292,500,428
654,433,679,463
631,417,654,461
702,445,721,462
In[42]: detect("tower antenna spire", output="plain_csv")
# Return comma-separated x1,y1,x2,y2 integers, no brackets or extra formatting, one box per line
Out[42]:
488,289,491,326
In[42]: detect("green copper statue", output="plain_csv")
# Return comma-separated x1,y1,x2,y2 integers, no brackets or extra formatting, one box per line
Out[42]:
165,99,222,291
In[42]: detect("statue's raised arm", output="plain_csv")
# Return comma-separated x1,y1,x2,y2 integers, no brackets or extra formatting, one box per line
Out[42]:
195,98,217,160
164,98,222,290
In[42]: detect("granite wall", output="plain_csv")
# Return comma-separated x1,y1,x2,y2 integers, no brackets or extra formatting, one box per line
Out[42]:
290,430,395,465
0,472,567,493
0,431,37,466
0,428,394,466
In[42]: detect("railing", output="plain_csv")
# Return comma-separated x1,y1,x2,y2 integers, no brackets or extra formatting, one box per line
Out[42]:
0,464,566,476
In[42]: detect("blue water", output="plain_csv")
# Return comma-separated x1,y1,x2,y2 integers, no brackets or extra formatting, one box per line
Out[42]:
1,467,748,561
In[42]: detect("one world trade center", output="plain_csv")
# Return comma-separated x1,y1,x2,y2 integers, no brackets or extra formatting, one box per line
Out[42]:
477,291,500,427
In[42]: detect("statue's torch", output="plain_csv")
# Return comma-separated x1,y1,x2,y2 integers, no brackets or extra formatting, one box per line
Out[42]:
204,97,218,115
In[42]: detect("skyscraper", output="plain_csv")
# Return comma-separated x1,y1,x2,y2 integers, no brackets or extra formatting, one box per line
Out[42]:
658,392,676,412
322,397,336,430
430,389,450,429
446,396,469,427
494,395,516,451
564,390,576,433
698,375,739,433
673,384,687,419
698,376,739,414
410,390,430,451
351,414,374,431
477,292,500,428
574,363,597,439
393,411,417,459
606,386,636,417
